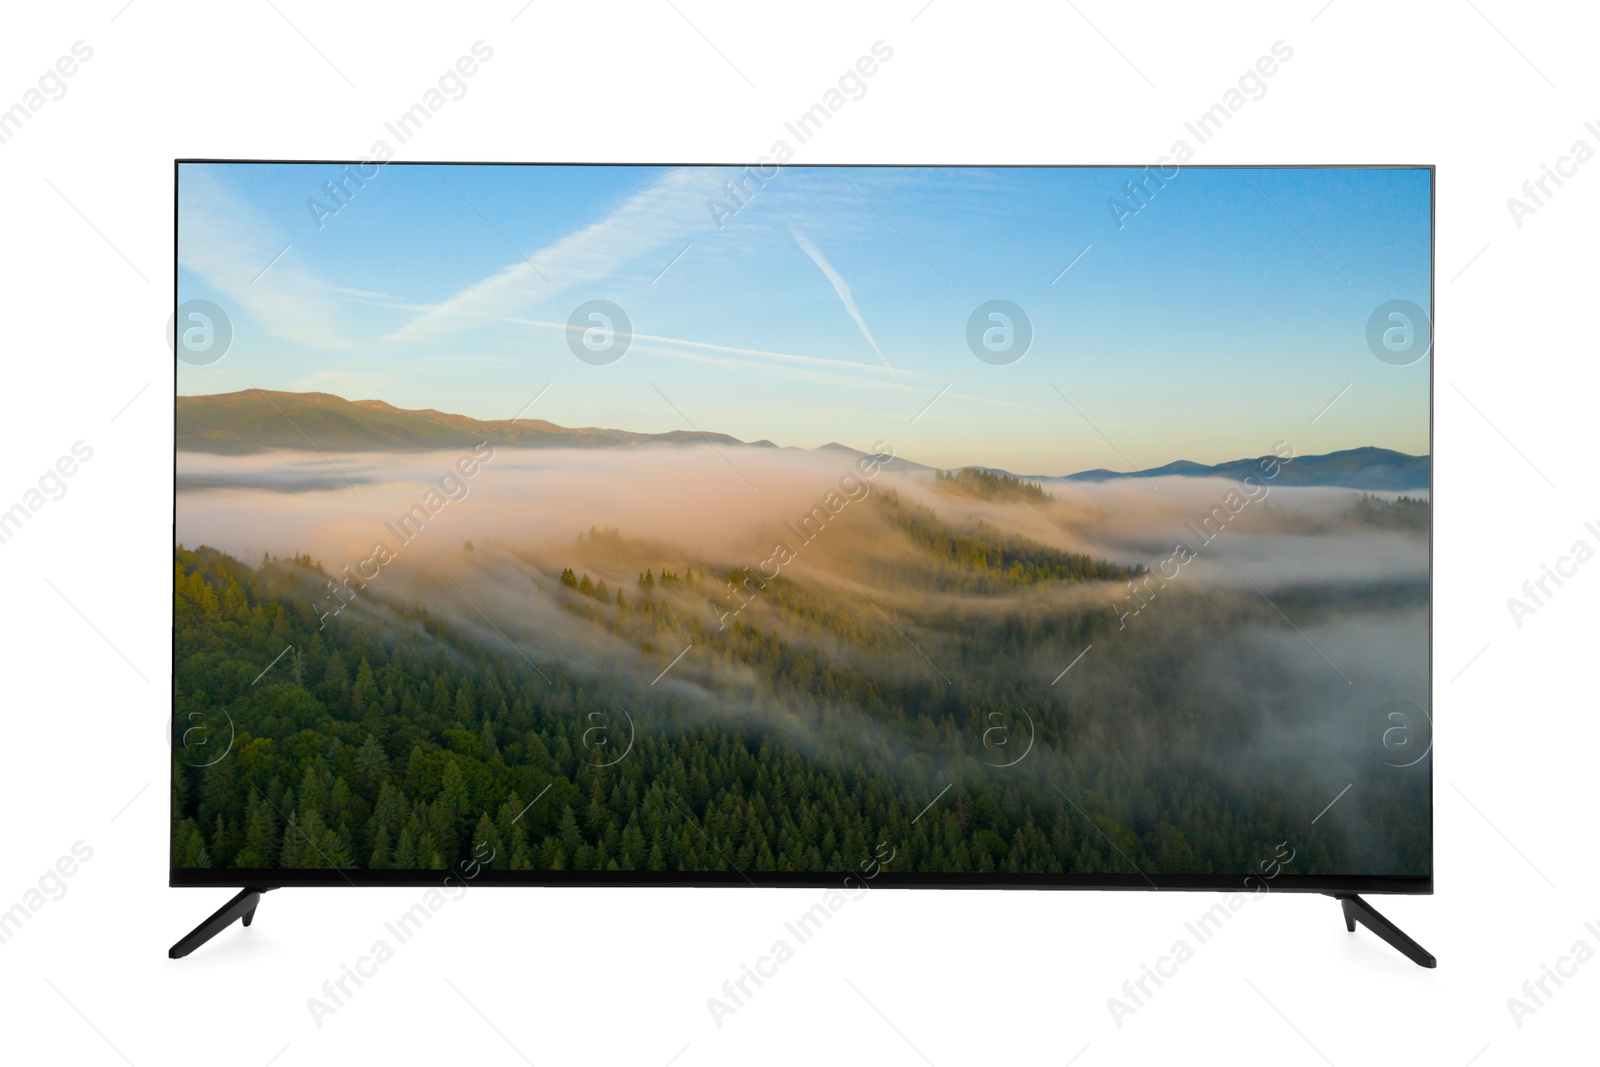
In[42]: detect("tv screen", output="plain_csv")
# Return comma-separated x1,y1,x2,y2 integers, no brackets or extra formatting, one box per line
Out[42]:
173,162,1430,896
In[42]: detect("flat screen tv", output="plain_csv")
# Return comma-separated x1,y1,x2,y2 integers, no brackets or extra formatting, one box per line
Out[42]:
171,161,1433,964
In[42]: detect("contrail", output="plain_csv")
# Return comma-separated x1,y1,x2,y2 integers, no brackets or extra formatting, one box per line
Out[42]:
791,228,910,400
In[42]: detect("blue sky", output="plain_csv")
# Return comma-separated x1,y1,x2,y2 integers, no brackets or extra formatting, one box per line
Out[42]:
177,163,1430,474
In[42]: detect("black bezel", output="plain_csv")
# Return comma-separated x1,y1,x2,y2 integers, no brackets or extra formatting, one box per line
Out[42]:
172,160,1434,897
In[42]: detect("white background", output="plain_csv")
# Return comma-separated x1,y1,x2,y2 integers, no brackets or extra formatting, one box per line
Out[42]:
1,1,1594,1064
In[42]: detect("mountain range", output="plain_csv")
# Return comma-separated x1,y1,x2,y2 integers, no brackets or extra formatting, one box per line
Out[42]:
1056,446,1431,491
175,390,771,454
177,391,1429,490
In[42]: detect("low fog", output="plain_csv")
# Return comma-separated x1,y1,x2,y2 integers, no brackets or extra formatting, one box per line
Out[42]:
176,446,1426,601
177,444,1430,873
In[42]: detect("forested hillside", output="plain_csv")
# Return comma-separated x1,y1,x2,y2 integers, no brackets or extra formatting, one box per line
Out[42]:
172,490,1428,878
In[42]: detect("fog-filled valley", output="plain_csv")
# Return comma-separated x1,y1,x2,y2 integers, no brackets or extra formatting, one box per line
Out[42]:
173,440,1430,880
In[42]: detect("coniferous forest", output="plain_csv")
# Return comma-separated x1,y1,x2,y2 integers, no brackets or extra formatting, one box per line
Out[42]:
172,477,1430,879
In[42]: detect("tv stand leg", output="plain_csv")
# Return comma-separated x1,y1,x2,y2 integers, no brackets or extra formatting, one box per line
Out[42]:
1330,893,1435,968
169,888,273,959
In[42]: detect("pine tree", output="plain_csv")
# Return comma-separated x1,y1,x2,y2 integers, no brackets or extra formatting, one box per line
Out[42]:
471,813,497,870
234,794,279,868
441,759,470,813
430,676,452,718
394,825,418,869
355,736,390,787
558,807,583,857
352,659,378,716
370,826,392,869
211,814,232,867
174,818,211,868
279,810,305,868
293,809,353,869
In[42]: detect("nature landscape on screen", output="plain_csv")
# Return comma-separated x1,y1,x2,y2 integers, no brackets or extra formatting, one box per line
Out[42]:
173,164,1431,880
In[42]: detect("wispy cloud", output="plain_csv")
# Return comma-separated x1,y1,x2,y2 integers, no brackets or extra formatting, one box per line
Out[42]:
501,313,912,377
386,167,722,345
178,167,349,349
491,311,1055,416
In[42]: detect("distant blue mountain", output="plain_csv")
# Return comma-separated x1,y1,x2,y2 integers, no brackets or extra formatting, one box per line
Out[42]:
1058,446,1430,491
